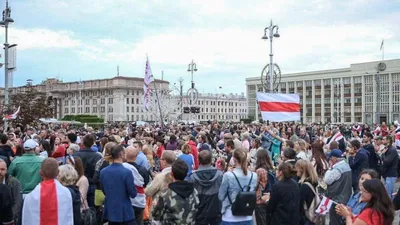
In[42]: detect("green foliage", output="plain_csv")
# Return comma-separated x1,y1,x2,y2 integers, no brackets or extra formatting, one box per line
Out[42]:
8,86,54,127
61,114,104,123
240,118,253,124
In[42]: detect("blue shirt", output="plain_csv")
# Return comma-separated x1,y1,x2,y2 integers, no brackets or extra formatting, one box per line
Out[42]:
261,133,272,150
136,151,150,169
346,192,366,215
178,154,194,179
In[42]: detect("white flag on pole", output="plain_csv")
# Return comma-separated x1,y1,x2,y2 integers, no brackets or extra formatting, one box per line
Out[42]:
315,196,334,215
143,56,154,111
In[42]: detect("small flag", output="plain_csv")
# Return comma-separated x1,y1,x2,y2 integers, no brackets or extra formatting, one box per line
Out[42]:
3,106,20,120
143,56,154,111
315,196,334,215
256,93,300,122
380,39,384,51
328,131,344,145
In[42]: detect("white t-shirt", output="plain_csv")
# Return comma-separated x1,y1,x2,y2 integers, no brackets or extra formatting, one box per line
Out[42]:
297,151,308,160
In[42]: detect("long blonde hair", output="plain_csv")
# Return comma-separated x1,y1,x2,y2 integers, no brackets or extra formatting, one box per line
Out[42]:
142,144,154,167
295,159,318,184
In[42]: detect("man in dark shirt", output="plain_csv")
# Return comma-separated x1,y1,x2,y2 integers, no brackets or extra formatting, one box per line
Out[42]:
73,134,102,207
348,140,369,192
362,132,379,172
0,183,14,225
0,134,14,166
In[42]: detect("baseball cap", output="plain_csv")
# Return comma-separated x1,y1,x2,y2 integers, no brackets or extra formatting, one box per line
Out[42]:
328,149,344,160
24,139,38,150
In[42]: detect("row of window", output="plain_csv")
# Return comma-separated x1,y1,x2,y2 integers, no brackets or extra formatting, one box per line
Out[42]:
64,98,113,106
64,90,114,98
65,107,113,114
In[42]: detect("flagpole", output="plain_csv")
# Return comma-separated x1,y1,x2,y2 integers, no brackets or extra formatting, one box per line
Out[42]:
382,40,384,61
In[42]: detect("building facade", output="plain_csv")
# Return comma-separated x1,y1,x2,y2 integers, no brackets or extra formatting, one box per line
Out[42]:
177,93,248,122
0,76,169,122
246,59,400,124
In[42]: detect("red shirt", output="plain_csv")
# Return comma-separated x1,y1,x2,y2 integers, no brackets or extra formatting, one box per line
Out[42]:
381,125,388,137
52,145,66,158
156,145,165,159
354,208,384,225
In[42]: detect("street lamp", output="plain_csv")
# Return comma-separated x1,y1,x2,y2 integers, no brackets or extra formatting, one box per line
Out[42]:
173,77,184,120
262,20,280,93
1,0,14,133
187,60,198,89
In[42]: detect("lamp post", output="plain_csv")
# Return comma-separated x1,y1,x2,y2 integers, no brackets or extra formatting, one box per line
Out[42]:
173,77,184,120
334,81,340,123
187,60,198,89
0,0,14,132
262,20,280,93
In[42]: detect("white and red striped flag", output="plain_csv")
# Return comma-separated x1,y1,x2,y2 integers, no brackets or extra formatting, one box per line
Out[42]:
22,179,73,225
256,93,300,122
328,131,344,145
143,56,154,111
315,196,334,215
3,106,20,120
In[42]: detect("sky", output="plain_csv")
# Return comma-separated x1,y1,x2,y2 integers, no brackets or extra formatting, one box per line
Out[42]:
0,0,399,95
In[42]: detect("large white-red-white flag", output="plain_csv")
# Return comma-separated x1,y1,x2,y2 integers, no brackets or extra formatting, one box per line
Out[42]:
315,196,334,215
22,179,73,225
256,93,300,122
143,56,154,111
3,106,20,120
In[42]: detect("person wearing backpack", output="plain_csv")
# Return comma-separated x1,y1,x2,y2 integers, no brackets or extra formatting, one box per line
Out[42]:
218,149,258,225
263,162,300,225
254,150,274,225
295,159,321,225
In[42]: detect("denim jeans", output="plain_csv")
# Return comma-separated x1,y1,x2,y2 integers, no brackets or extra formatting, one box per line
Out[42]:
384,177,397,200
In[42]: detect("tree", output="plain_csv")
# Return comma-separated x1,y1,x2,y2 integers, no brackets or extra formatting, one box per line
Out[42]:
7,85,54,127
141,89,182,125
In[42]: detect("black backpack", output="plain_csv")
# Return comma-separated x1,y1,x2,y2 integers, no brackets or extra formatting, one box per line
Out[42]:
228,172,256,216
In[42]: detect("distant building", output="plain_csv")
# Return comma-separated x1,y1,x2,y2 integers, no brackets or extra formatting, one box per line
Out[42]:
176,92,247,122
0,76,169,122
246,59,400,124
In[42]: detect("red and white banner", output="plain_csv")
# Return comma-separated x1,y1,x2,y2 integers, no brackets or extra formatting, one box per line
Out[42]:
256,93,300,122
315,196,334,215
143,56,154,111
22,179,73,225
328,131,344,145
3,106,20,121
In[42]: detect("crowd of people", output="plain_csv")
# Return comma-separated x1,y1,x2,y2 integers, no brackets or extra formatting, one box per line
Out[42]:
0,120,400,225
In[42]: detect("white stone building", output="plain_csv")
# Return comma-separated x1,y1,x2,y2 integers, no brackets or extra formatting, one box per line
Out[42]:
177,92,248,122
246,59,400,124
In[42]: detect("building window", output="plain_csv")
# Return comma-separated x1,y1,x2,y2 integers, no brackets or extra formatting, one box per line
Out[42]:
108,98,113,104
93,99,97,105
108,107,113,112
85,99,90,105
64,100,68,106
131,98,134,104
101,98,105,104
127,98,129,104
132,107,134,112
71,108,75,113
85,107,90,113
131,115,134,121
136,98,139,104
127,115,129,121
64,108,68,113
127,107,129,112
100,107,105,113
136,108,139,113
93,107,97,113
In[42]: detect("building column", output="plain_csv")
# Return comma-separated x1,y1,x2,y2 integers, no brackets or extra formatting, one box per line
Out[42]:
341,77,345,123
311,80,315,122
321,79,325,123
361,75,365,124
389,73,393,122
351,77,355,123
373,75,377,124
331,78,334,122
303,81,306,122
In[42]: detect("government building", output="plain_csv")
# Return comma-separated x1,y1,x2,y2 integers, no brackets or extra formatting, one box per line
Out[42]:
246,59,400,124
0,76,247,122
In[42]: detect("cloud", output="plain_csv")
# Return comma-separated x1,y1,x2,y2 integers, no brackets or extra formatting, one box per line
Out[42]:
0,28,81,50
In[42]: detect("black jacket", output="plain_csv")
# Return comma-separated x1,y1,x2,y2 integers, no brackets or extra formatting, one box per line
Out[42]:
127,162,150,187
73,148,102,185
0,183,13,224
67,185,82,225
0,145,14,166
266,178,300,225
93,158,109,190
381,146,399,178
363,144,379,171
299,181,317,225
189,166,223,225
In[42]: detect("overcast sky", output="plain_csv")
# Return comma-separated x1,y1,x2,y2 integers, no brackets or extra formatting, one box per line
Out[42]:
0,0,399,95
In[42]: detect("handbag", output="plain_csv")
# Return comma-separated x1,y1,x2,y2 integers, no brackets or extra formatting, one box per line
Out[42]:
81,194,97,225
